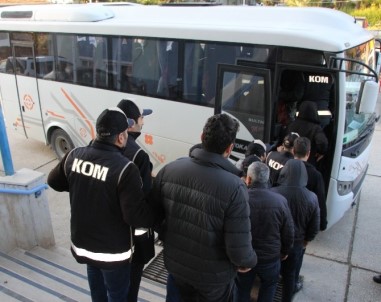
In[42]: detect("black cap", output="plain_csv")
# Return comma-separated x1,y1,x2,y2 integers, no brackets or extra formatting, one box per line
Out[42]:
117,99,152,121
96,107,134,137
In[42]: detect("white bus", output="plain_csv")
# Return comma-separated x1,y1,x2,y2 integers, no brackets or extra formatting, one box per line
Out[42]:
0,4,379,228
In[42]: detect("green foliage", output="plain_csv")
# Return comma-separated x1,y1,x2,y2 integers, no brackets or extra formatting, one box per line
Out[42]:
345,6,381,29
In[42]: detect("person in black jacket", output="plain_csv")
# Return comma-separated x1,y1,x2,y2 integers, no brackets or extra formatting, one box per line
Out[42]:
266,132,299,186
271,159,320,302
117,99,155,302
287,101,328,166
47,107,155,302
151,113,257,302
292,136,327,294
294,137,327,231
236,162,294,302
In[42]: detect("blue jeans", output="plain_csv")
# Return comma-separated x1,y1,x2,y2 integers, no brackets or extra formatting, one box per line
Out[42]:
128,261,144,302
166,273,181,302
235,260,281,302
281,243,304,302
87,264,131,302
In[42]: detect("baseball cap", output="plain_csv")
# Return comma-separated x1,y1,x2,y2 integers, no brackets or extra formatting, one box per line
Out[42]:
96,107,134,137
117,99,153,121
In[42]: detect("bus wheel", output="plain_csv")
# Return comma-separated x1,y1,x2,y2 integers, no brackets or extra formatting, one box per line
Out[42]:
51,129,74,159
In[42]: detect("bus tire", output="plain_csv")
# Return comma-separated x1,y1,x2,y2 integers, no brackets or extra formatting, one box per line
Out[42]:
51,129,74,160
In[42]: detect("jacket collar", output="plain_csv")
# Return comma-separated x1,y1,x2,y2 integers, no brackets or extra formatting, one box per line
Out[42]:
190,148,242,177
91,140,125,153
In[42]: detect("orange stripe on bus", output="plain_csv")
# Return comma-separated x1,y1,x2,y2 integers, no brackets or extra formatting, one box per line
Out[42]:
47,110,65,119
61,88,95,139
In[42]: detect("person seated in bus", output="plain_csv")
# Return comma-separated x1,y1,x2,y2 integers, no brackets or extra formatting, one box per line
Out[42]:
265,132,299,187
287,101,328,167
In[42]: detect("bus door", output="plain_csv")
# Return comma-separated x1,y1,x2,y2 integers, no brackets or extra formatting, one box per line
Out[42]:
215,64,271,156
11,41,46,142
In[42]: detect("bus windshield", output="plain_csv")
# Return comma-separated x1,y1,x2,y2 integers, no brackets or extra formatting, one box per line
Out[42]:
343,40,377,145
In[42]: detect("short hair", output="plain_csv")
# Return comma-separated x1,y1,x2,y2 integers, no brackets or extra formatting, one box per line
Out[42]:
202,114,239,154
247,162,270,184
293,137,311,158
96,133,118,144
242,155,261,176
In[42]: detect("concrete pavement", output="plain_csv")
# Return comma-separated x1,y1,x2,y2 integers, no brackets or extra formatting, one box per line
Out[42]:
1,102,381,301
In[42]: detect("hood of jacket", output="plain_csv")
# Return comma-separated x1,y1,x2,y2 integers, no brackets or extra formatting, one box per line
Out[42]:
298,101,320,124
277,159,308,187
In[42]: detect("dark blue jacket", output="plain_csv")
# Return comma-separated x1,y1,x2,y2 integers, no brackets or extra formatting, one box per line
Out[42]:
248,183,294,263
272,159,320,244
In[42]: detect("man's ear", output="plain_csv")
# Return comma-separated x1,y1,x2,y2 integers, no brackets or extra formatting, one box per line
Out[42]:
245,176,252,186
223,143,234,158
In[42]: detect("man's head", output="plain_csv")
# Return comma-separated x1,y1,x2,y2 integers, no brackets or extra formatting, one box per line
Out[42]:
96,107,133,147
201,113,239,156
117,99,152,132
282,132,299,152
246,162,270,187
293,136,311,161
245,139,266,161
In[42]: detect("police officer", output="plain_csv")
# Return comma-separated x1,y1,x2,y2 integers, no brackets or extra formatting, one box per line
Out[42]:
117,99,155,302
47,107,155,301
266,132,299,186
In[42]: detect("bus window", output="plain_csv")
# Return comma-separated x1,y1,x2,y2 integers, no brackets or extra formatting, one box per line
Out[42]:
219,68,268,141
157,40,179,99
183,42,205,104
35,33,55,79
131,38,160,96
203,43,240,104
0,32,11,74
344,42,376,145
54,34,75,83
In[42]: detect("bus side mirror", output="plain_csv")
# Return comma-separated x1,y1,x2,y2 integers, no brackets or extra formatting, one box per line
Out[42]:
356,80,379,114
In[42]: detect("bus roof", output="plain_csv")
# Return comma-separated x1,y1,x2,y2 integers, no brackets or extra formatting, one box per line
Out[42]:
0,4,374,52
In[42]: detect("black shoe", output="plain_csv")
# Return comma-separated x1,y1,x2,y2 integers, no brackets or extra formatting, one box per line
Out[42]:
373,275,381,284
294,275,304,294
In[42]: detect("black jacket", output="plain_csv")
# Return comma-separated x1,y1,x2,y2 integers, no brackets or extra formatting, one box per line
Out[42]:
47,140,154,269
152,148,257,288
304,161,327,231
272,159,320,244
266,150,294,186
248,183,294,263
123,132,153,194
288,101,328,165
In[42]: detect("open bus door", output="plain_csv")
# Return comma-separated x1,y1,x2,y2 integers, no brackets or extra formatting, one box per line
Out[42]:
11,41,46,142
215,64,272,159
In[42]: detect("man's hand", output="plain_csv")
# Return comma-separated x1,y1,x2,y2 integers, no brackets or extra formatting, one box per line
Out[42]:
237,267,252,273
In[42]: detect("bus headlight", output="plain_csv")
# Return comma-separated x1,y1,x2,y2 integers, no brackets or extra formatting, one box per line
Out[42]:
337,181,353,196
